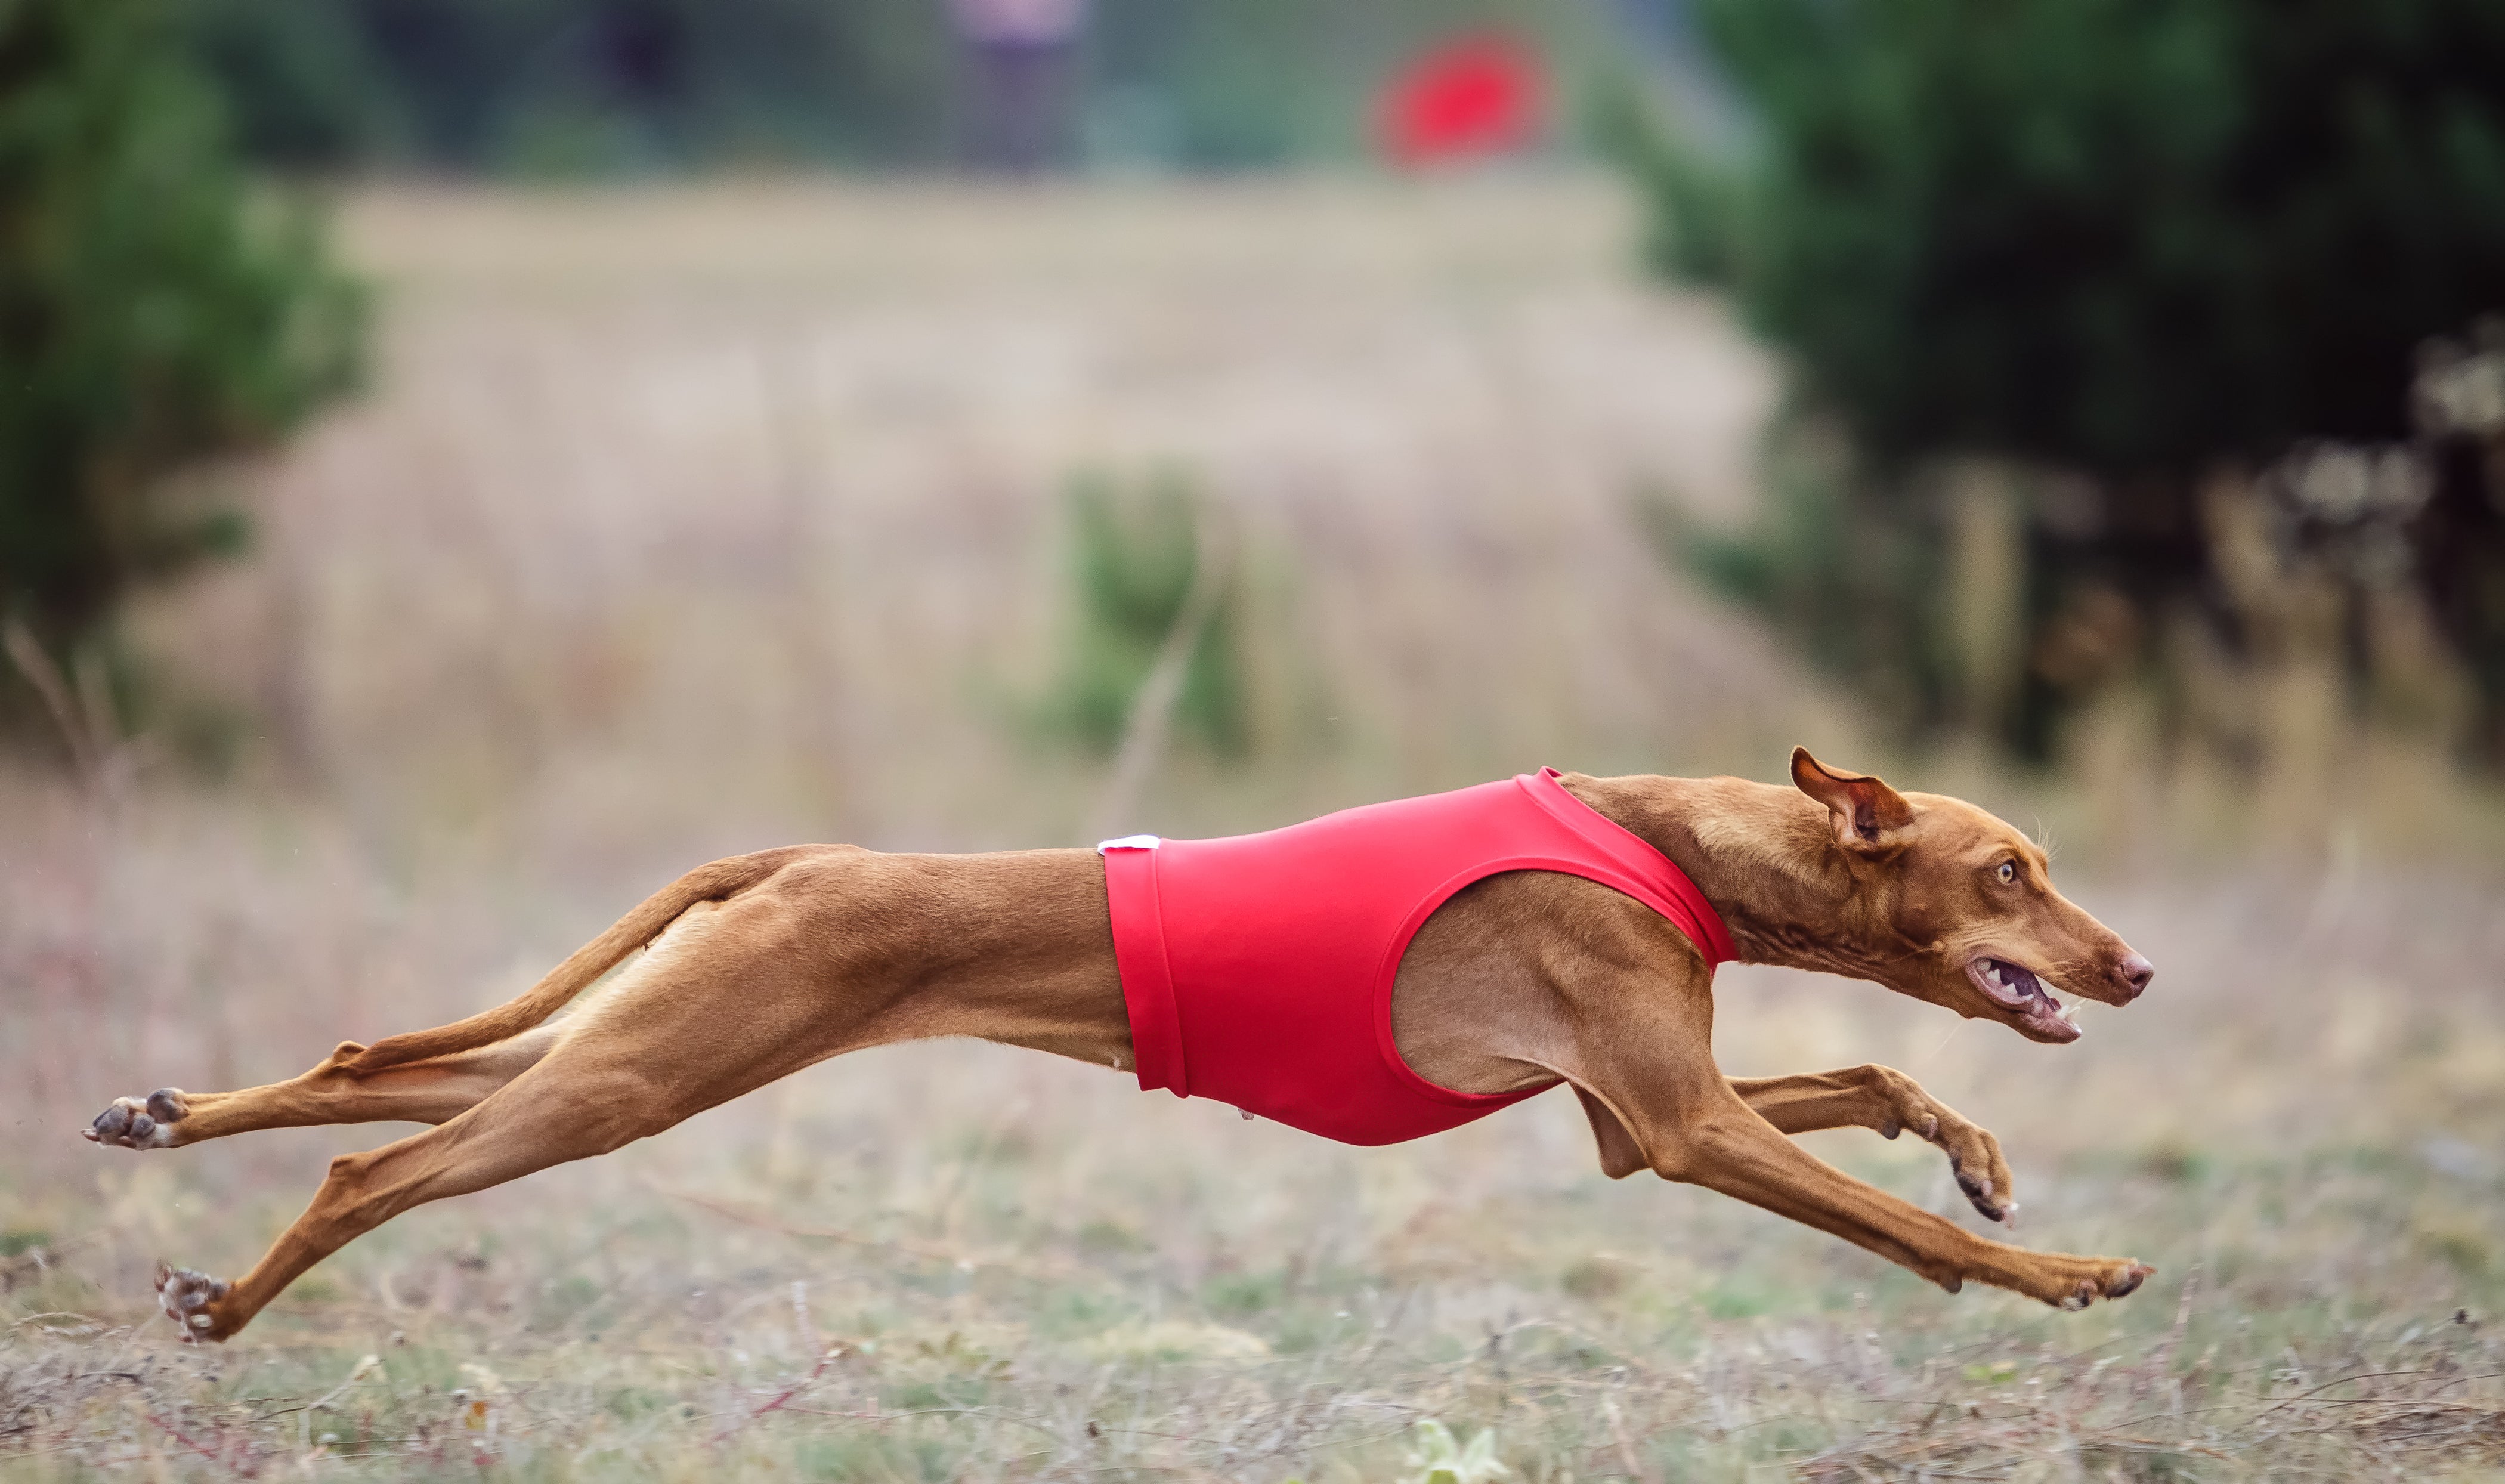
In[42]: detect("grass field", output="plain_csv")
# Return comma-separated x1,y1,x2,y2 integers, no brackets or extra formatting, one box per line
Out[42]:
4,176,2503,1480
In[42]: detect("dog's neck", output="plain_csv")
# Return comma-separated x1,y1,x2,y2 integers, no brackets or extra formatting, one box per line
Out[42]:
1565,772,1905,982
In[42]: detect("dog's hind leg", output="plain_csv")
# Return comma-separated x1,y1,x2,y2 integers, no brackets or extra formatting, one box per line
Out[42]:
159,1047,677,1340
89,848,819,1154
86,1028,560,1151
141,845,1125,1341
148,881,898,1341
154,994,874,1342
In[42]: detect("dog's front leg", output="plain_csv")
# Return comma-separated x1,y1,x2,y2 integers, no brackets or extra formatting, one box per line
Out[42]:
1730,1067,2015,1223
1561,965,2148,1309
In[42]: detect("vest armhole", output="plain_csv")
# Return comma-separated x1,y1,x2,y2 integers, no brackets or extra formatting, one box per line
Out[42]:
1368,858,1608,1109
1518,770,1736,965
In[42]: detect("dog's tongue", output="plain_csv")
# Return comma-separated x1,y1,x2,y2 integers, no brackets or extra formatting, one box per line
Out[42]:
1984,958,2081,1040
1979,957,2043,1007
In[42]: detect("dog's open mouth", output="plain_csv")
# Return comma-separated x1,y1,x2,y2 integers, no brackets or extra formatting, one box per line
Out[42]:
1967,956,2082,1043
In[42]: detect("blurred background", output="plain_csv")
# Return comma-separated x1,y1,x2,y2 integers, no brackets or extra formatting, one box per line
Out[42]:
3,1,2503,1478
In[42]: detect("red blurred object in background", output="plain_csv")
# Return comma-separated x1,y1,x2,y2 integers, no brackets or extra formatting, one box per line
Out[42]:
1380,33,1545,166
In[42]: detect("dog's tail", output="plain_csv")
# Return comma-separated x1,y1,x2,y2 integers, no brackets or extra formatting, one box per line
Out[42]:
341,848,803,1074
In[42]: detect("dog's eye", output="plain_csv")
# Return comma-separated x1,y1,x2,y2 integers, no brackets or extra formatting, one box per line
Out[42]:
1994,861,2019,885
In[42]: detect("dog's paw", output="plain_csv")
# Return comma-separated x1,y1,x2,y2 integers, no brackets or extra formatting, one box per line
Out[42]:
2047,1258,2154,1310
84,1090,187,1150
1922,1111,2016,1223
156,1262,233,1342
1869,1069,2015,1223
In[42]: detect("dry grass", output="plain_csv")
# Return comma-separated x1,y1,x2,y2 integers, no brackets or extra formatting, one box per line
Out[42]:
5,175,2504,1480
137,174,1805,862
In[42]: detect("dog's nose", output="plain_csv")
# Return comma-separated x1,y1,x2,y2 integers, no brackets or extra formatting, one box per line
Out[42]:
2115,952,2155,1000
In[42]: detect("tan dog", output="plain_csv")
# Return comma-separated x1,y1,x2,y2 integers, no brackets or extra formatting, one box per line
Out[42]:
89,749,2154,1341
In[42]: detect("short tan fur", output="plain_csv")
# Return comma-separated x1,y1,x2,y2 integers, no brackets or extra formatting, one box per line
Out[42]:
90,749,2154,1341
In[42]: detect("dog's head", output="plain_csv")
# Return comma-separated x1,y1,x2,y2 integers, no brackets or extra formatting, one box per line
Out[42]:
1789,747,2152,1044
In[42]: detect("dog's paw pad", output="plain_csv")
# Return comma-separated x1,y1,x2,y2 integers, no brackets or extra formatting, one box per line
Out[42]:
156,1263,229,1341
86,1093,183,1150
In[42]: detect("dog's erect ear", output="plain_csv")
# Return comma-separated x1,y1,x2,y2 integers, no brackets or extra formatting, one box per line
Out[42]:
1790,746,1915,851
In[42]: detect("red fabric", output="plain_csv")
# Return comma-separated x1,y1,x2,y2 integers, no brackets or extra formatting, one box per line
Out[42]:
1100,768,1733,1146
1380,34,1544,165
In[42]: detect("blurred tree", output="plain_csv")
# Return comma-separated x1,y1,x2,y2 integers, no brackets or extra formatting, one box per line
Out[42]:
180,0,957,172
1083,0,1363,167
1618,0,2505,761
175,0,1585,175
179,0,388,166
1086,0,1572,168
0,0,363,667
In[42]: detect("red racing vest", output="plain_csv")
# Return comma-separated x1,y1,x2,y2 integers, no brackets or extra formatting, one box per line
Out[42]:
1099,768,1734,1146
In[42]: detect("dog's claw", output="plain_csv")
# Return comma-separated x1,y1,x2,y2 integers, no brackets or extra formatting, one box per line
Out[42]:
156,1262,230,1343
2042,1259,2152,1310
1951,1162,2015,1222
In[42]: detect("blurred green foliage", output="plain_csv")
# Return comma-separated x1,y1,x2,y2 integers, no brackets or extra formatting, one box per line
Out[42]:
177,0,1573,174
1401,1420,1509,1484
1086,0,1553,169
0,0,363,654
1646,0,2505,474
181,0,954,172
1640,422,1955,741
1046,470,1244,759
1618,0,2505,760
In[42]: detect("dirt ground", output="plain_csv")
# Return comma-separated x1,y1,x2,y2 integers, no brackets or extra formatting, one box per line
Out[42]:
4,176,2503,1480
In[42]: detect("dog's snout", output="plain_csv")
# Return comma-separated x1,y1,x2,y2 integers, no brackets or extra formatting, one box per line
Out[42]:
2114,952,2154,1000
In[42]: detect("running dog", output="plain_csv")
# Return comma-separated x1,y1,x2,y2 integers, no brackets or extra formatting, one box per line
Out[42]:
89,748,2154,1340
